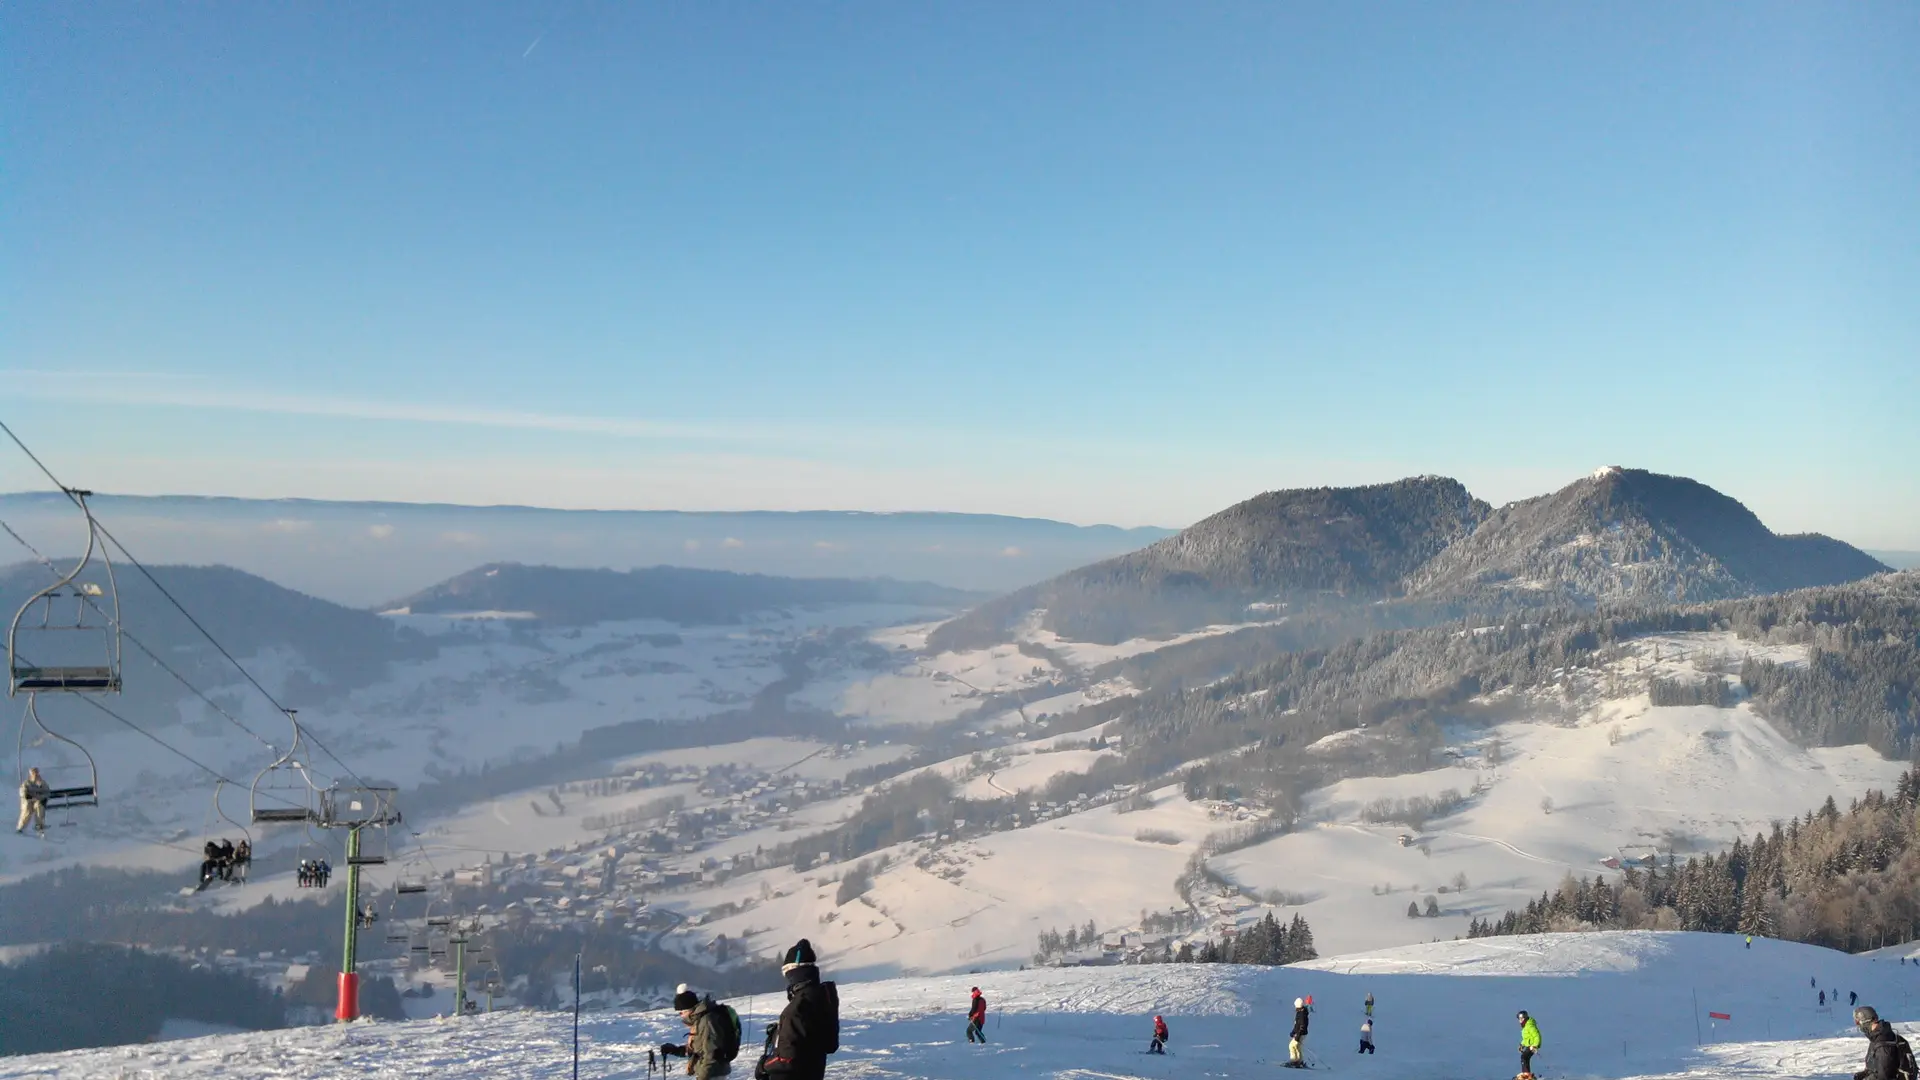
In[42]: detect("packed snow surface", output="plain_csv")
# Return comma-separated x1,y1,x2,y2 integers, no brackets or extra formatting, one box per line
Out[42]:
10,932,1920,1079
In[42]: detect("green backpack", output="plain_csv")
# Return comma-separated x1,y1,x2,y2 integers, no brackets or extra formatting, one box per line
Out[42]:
709,1002,742,1065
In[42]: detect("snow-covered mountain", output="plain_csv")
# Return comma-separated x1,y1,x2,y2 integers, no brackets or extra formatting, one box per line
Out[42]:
1406,466,1890,604
8,931,1913,1080
930,468,1888,653
932,476,1488,649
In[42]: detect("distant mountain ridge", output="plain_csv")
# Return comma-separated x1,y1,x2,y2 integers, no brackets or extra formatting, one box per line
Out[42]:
934,468,1888,649
0,493,1175,607
1405,467,1889,604
388,563,978,625
0,561,419,717
931,476,1490,648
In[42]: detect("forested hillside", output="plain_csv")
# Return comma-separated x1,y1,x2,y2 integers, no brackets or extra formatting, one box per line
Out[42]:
932,476,1489,649
1470,770,1920,953
1407,467,1887,604
0,561,429,716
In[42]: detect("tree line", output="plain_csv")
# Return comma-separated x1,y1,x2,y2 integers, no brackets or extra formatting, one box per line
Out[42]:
1469,769,1920,953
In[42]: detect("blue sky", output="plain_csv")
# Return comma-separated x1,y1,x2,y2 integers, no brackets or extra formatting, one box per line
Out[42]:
3,4,1916,544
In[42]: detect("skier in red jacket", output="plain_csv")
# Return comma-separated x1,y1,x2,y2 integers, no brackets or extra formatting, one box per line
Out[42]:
967,987,987,1044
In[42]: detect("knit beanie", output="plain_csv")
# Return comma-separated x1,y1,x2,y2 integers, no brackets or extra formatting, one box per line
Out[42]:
674,989,699,1011
782,938,817,971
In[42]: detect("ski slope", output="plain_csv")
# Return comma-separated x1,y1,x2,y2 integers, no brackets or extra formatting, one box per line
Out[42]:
10,932,1919,1080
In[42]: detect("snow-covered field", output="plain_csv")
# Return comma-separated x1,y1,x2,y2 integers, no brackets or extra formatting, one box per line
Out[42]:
1211,695,1899,957
11,932,1919,1080
0,604,946,885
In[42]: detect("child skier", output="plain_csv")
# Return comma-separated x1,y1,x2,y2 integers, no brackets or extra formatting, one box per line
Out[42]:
1359,1018,1374,1054
1365,992,1374,1018
1150,1015,1169,1054
1517,1010,1542,1080
967,987,987,1044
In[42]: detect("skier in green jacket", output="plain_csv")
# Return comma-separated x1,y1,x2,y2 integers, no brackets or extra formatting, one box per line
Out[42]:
1517,1010,1542,1079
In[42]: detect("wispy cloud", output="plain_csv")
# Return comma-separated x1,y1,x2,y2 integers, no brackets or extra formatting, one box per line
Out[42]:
0,373,767,443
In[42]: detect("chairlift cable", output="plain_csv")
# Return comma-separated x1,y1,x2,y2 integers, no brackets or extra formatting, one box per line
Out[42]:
2,418,448,880
0,516,278,753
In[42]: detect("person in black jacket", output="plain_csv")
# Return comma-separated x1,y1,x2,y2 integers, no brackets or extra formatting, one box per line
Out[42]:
762,939,834,1080
1853,1006,1917,1080
1286,997,1310,1067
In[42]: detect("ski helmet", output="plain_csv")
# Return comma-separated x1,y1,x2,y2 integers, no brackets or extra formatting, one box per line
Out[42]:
1295,998,1304,1008
1155,1015,1162,1021
1517,1010,1529,1021
1856,1006,1880,1026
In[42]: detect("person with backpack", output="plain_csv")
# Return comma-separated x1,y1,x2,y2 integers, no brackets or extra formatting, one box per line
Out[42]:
661,988,741,1079
1853,1006,1917,1080
1517,1010,1542,1080
759,939,838,1080
967,987,987,1044
1359,1018,1374,1054
1150,1015,1169,1054
1285,997,1310,1068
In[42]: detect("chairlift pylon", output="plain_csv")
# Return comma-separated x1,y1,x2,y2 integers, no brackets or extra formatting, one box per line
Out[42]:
7,491,122,695
17,693,98,811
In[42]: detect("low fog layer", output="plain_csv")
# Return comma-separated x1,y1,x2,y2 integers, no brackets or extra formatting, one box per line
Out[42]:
0,493,1173,607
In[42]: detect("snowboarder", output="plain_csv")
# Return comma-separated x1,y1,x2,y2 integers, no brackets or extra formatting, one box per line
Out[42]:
1150,1015,1169,1054
1359,1018,1374,1054
967,987,987,1044
1853,1005,1917,1080
1517,1010,1542,1080
1365,992,1374,1018
760,939,837,1080
1745,935,1752,949
16,766,48,834
1285,997,1310,1068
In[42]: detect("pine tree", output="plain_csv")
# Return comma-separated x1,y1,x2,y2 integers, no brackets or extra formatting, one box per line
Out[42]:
1288,914,1317,960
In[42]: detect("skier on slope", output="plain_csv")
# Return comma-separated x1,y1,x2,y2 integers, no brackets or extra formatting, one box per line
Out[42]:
660,988,738,1080
1365,992,1374,1018
1285,997,1310,1068
1516,1010,1542,1080
1358,1018,1374,1054
967,987,987,1044
1150,1015,1169,1054
1852,1006,1918,1080
760,939,837,1080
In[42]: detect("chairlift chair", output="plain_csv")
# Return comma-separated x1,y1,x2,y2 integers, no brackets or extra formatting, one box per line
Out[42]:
196,779,253,886
7,492,122,696
17,694,98,810
346,821,389,867
250,711,318,825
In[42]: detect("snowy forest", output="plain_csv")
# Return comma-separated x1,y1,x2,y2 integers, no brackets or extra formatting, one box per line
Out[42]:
1469,770,1920,953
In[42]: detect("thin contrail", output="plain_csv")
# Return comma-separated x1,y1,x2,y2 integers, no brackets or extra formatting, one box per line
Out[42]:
523,32,543,58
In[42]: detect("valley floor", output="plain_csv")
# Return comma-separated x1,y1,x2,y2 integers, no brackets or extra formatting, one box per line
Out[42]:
8,932,1918,1080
